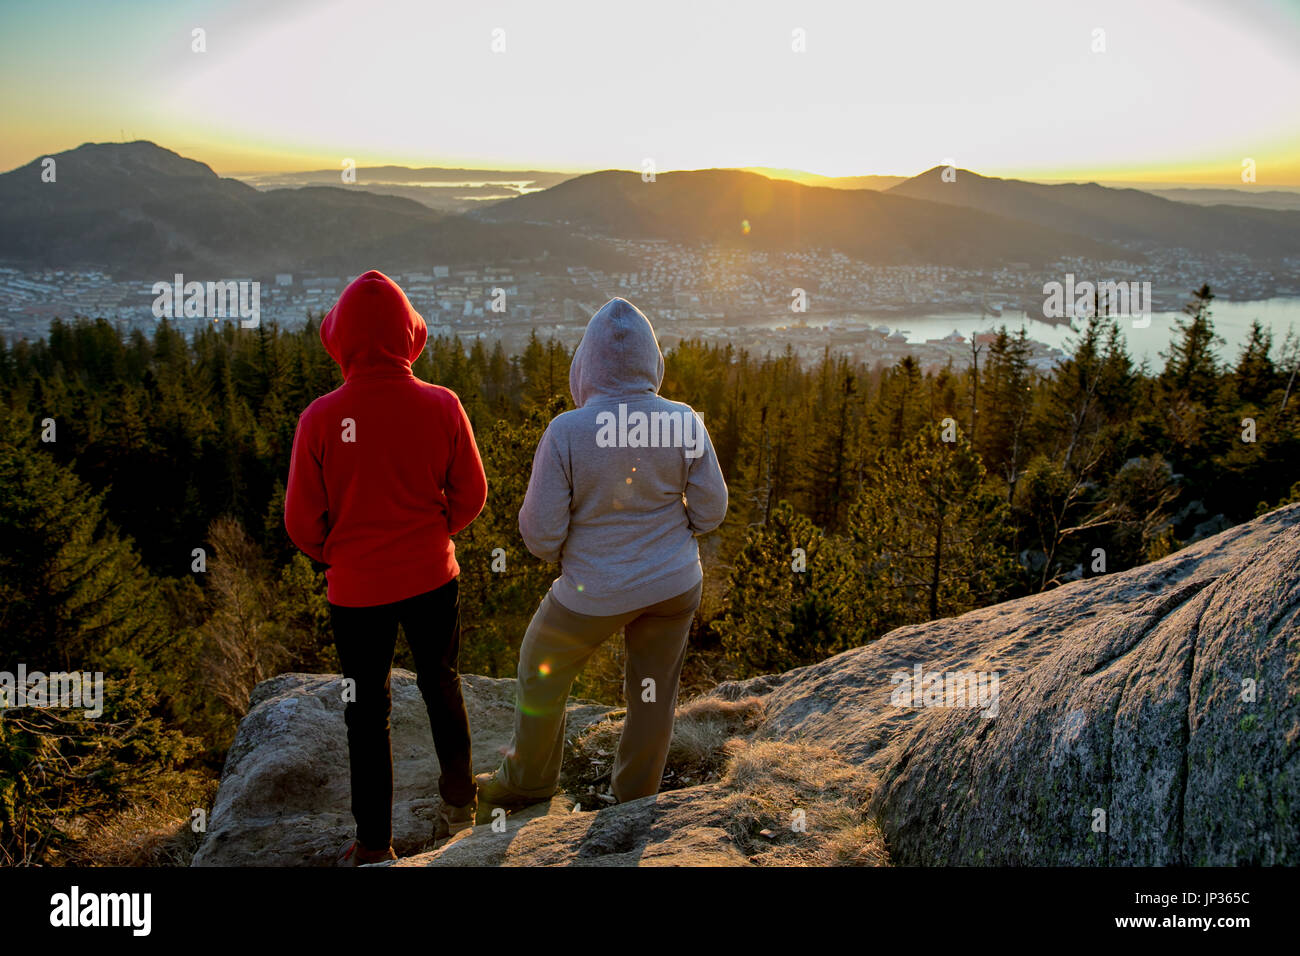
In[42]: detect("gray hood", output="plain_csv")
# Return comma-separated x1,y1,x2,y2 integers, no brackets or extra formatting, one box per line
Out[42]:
569,298,665,407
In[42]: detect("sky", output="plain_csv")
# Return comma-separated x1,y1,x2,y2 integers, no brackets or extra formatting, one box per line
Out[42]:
1,0,1298,183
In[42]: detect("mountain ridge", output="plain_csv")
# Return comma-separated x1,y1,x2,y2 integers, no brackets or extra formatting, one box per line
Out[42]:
0,141,628,277
477,167,1127,267
889,165,1300,258
5,141,1298,278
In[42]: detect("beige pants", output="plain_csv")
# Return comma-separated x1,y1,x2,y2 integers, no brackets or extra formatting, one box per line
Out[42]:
499,582,703,803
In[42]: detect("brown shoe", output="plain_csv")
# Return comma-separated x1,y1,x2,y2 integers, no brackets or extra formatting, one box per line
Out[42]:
433,793,477,841
475,769,551,812
336,839,397,867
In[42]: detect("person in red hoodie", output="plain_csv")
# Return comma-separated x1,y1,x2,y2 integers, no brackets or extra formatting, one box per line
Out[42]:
284,270,487,866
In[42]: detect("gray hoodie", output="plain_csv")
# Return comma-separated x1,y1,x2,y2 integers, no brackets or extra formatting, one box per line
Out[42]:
518,298,728,616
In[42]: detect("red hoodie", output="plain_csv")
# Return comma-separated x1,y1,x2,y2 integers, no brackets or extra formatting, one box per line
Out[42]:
284,270,487,607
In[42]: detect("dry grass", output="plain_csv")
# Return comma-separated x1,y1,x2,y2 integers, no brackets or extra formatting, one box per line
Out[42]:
561,695,766,798
59,774,217,867
665,696,767,781
562,694,888,866
719,739,889,866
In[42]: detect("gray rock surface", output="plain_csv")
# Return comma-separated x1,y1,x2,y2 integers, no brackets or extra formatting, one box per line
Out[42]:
391,786,752,867
191,674,614,866
742,503,1300,864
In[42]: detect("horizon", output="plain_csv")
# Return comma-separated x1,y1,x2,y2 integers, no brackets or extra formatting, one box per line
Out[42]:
2,0,1299,184
10,138,1300,194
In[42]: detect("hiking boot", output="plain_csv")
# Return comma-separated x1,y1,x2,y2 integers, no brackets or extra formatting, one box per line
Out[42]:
433,794,477,841
336,839,397,867
475,769,551,812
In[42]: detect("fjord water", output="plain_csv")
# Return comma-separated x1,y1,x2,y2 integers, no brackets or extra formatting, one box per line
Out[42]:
815,297,1300,364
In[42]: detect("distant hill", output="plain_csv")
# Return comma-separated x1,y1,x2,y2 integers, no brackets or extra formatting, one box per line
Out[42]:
8,143,1297,276
1144,187,1300,212
742,167,907,190
236,166,577,214
0,142,625,277
889,167,1300,259
478,168,1124,267
238,165,574,186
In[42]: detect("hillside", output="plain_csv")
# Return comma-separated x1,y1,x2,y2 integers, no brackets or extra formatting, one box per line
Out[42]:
890,167,1300,259
237,165,578,214
193,503,1300,867
11,144,1295,276
0,141,628,277
1148,187,1300,212
478,168,1125,267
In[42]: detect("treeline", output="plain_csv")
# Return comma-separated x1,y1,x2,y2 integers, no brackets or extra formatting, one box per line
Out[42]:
0,283,1297,863
683,286,1299,673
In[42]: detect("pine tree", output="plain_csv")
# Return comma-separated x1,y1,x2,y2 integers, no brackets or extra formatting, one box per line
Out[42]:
1162,283,1222,407
848,423,1013,624
979,326,1034,502
1234,320,1276,406
806,356,858,531
0,408,170,669
874,355,924,447
0,409,202,865
714,501,862,677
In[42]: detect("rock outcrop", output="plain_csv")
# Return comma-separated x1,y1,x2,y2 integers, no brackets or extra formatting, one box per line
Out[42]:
194,504,1300,866
190,675,614,866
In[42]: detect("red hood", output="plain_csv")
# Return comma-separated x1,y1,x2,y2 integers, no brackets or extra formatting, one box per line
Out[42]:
321,270,428,381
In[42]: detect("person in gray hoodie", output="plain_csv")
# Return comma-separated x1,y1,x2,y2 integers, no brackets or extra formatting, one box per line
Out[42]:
477,297,728,808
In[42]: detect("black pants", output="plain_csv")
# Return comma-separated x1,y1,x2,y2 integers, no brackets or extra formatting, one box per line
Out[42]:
329,577,475,851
